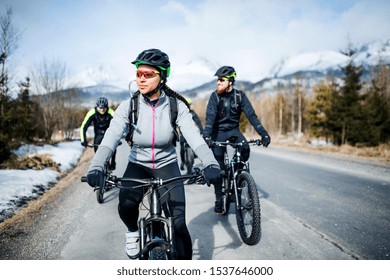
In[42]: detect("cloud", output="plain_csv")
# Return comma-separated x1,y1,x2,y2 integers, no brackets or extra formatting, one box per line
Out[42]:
2,0,390,91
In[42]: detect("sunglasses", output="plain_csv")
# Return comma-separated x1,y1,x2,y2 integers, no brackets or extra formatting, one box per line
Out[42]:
218,77,228,82
136,69,160,79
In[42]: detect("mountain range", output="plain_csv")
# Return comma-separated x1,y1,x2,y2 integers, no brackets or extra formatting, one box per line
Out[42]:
77,38,390,106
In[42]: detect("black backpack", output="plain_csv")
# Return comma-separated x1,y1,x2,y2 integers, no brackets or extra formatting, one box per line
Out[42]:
125,91,179,146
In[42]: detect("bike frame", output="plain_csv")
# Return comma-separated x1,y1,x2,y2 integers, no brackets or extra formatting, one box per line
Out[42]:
226,143,249,203
214,138,262,212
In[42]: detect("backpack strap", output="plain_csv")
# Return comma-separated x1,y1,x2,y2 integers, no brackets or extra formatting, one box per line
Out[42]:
125,91,140,146
168,94,179,146
233,89,242,109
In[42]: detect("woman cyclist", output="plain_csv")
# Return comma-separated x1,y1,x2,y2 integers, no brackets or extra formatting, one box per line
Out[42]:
85,49,220,260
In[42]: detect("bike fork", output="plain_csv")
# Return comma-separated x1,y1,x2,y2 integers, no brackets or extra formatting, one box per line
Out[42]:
139,218,147,258
231,164,241,209
166,217,176,258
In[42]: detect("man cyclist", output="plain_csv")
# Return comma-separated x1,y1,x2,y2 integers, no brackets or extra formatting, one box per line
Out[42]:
179,97,203,171
203,66,271,214
80,97,117,170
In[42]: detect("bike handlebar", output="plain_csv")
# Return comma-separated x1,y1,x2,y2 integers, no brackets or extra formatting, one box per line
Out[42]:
211,139,263,147
87,141,123,148
81,168,206,187
86,143,99,148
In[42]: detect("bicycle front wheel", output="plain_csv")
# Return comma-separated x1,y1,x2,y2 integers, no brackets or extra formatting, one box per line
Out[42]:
149,246,169,260
221,175,231,215
96,184,104,204
235,172,261,245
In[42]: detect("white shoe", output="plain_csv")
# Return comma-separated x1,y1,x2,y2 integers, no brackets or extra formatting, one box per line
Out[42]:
126,230,140,258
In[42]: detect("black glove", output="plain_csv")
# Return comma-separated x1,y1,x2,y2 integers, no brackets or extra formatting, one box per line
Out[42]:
204,137,214,148
203,164,221,186
81,141,87,147
261,133,271,147
86,169,104,188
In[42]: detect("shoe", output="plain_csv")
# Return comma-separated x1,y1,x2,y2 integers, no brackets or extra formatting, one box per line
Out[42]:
180,163,185,170
214,198,224,215
126,230,139,258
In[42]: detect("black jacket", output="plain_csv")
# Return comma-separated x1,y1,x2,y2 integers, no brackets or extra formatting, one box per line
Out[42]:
80,107,115,142
203,89,267,138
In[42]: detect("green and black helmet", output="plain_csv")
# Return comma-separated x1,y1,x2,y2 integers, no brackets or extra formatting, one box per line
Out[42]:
132,48,171,80
214,66,237,83
96,97,108,109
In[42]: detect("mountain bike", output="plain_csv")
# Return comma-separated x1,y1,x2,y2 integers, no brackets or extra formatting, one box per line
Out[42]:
81,168,205,259
212,137,262,245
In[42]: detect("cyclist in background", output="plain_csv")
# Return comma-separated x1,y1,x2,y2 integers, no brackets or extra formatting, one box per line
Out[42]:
85,49,220,260
80,97,117,170
179,97,204,171
203,66,271,215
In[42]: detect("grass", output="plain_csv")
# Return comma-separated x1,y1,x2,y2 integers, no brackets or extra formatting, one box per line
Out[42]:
272,136,390,162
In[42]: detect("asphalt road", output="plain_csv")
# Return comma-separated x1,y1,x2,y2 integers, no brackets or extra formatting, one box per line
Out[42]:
250,146,390,260
0,141,389,260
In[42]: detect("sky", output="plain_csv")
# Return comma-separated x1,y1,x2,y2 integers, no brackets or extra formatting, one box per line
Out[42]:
2,0,390,91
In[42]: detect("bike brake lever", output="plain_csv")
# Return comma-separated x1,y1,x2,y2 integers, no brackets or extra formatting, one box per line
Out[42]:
187,173,206,185
187,177,196,185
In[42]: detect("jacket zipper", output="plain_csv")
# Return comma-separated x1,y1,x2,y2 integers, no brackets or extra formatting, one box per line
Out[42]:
150,99,160,169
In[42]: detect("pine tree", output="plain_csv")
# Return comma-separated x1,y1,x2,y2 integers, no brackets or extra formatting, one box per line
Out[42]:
10,77,43,142
305,81,336,142
364,63,390,145
0,92,12,162
330,58,363,145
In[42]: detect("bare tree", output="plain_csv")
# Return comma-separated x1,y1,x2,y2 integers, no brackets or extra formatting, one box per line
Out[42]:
56,87,85,140
0,6,21,113
293,79,305,137
31,58,70,141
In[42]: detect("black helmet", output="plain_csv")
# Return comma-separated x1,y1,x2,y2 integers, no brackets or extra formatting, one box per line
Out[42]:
214,66,237,81
96,97,108,109
132,48,171,77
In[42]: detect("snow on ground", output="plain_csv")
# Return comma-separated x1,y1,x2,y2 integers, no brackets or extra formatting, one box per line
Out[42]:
0,141,84,222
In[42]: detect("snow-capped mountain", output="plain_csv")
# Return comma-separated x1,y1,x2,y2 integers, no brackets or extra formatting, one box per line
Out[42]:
71,64,116,87
77,84,129,107
353,38,390,66
270,51,349,78
74,38,390,104
247,38,390,96
169,56,218,91
270,38,390,80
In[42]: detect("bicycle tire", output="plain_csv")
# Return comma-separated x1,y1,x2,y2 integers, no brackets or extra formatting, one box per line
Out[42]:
96,184,104,204
185,147,195,174
221,175,231,215
235,172,261,245
149,246,168,260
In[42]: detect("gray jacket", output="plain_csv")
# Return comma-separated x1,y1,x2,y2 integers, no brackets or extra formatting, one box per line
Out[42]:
88,90,217,172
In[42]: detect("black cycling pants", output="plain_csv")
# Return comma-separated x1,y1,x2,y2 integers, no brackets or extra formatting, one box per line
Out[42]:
118,161,192,260
211,129,250,197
